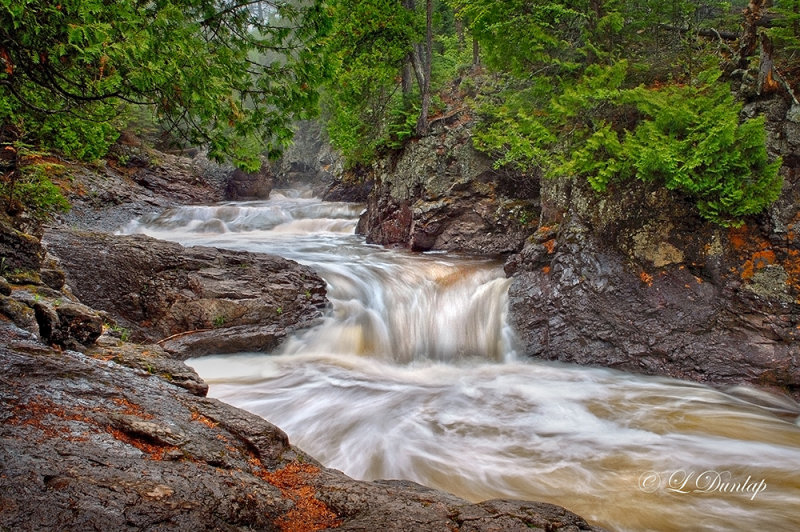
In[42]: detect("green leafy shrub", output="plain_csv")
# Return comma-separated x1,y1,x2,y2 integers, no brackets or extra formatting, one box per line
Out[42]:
0,154,70,219
36,115,119,162
581,76,783,226
382,100,420,150
473,63,782,227
768,1,800,57
472,77,557,172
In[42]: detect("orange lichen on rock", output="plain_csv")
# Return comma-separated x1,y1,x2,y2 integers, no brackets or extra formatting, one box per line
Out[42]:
639,271,653,287
543,239,556,254
253,461,341,532
112,397,154,420
784,249,800,295
8,396,181,460
6,397,95,442
191,411,218,428
741,249,778,280
107,427,179,461
727,224,787,284
729,226,749,251
542,266,551,274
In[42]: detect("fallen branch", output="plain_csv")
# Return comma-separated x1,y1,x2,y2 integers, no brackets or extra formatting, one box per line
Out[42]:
657,24,738,41
156,328,213,345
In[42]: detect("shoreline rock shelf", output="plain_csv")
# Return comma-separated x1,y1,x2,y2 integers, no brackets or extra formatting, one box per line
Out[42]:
43,229,328,359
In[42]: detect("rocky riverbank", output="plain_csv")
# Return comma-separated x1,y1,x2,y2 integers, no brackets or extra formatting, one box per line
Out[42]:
351,87,800,398
44,229,327,359
355,110,537,254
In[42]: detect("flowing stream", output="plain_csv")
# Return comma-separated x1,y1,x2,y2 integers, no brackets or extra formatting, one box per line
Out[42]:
123,189,800,531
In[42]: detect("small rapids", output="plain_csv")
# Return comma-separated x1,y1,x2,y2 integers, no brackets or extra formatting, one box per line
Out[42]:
123,189,800,532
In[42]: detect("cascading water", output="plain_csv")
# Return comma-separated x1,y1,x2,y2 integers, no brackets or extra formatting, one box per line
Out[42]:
123,189,800,532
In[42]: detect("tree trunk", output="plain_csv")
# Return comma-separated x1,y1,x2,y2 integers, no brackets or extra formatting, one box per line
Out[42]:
758,32,779,95
415,0,433,136
739,0,768,69
402,0,415,96
402,56,413,95
472,36,480,67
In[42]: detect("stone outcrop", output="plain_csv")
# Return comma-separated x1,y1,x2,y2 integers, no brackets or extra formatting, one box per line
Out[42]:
0,216,107,352
271,120,342,194
43,229,328,359
224,164,274,201
355,111,538,254
57,139,275,233
505,92,800,397
0,212,45,271
58,146,226,232
507,180,799,395
0,322,604,532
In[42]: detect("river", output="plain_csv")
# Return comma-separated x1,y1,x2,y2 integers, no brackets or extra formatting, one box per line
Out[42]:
123,189,800,532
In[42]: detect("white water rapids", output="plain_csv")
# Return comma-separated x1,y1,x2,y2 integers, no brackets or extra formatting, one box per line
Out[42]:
123,189,800,531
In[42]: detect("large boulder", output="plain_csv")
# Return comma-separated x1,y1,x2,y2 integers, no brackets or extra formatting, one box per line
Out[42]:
33,300,104,350
224,164,273,201
0,214,44,272
43,229,328,358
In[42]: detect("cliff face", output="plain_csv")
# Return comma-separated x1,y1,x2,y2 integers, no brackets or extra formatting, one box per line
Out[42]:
357,93,800,396
507,176,799,395
355,112,538,254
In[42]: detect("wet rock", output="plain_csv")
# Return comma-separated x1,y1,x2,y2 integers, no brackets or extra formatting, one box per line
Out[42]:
0,214,44,271
356,115,538,254
109,414,188,447
55,302,104,346
0,276,10,296
57,147,230,233
272,120,343,193
0,322,606,532
159,324,286,357
39,254,66,290
224,163,273,200
87,341,208,396
39,268,65,291
33,300,103,350
323,173,373,202
43,229,327,357
0,295,39,336
509,177,800,397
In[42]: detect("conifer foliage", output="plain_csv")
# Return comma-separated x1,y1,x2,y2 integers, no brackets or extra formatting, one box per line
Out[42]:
0,0,330,170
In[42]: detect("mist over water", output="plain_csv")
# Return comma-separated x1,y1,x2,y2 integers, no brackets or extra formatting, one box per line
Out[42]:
124,189,800,531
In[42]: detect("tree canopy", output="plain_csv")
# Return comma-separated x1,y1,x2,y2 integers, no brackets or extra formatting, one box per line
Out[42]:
0,0,330,169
